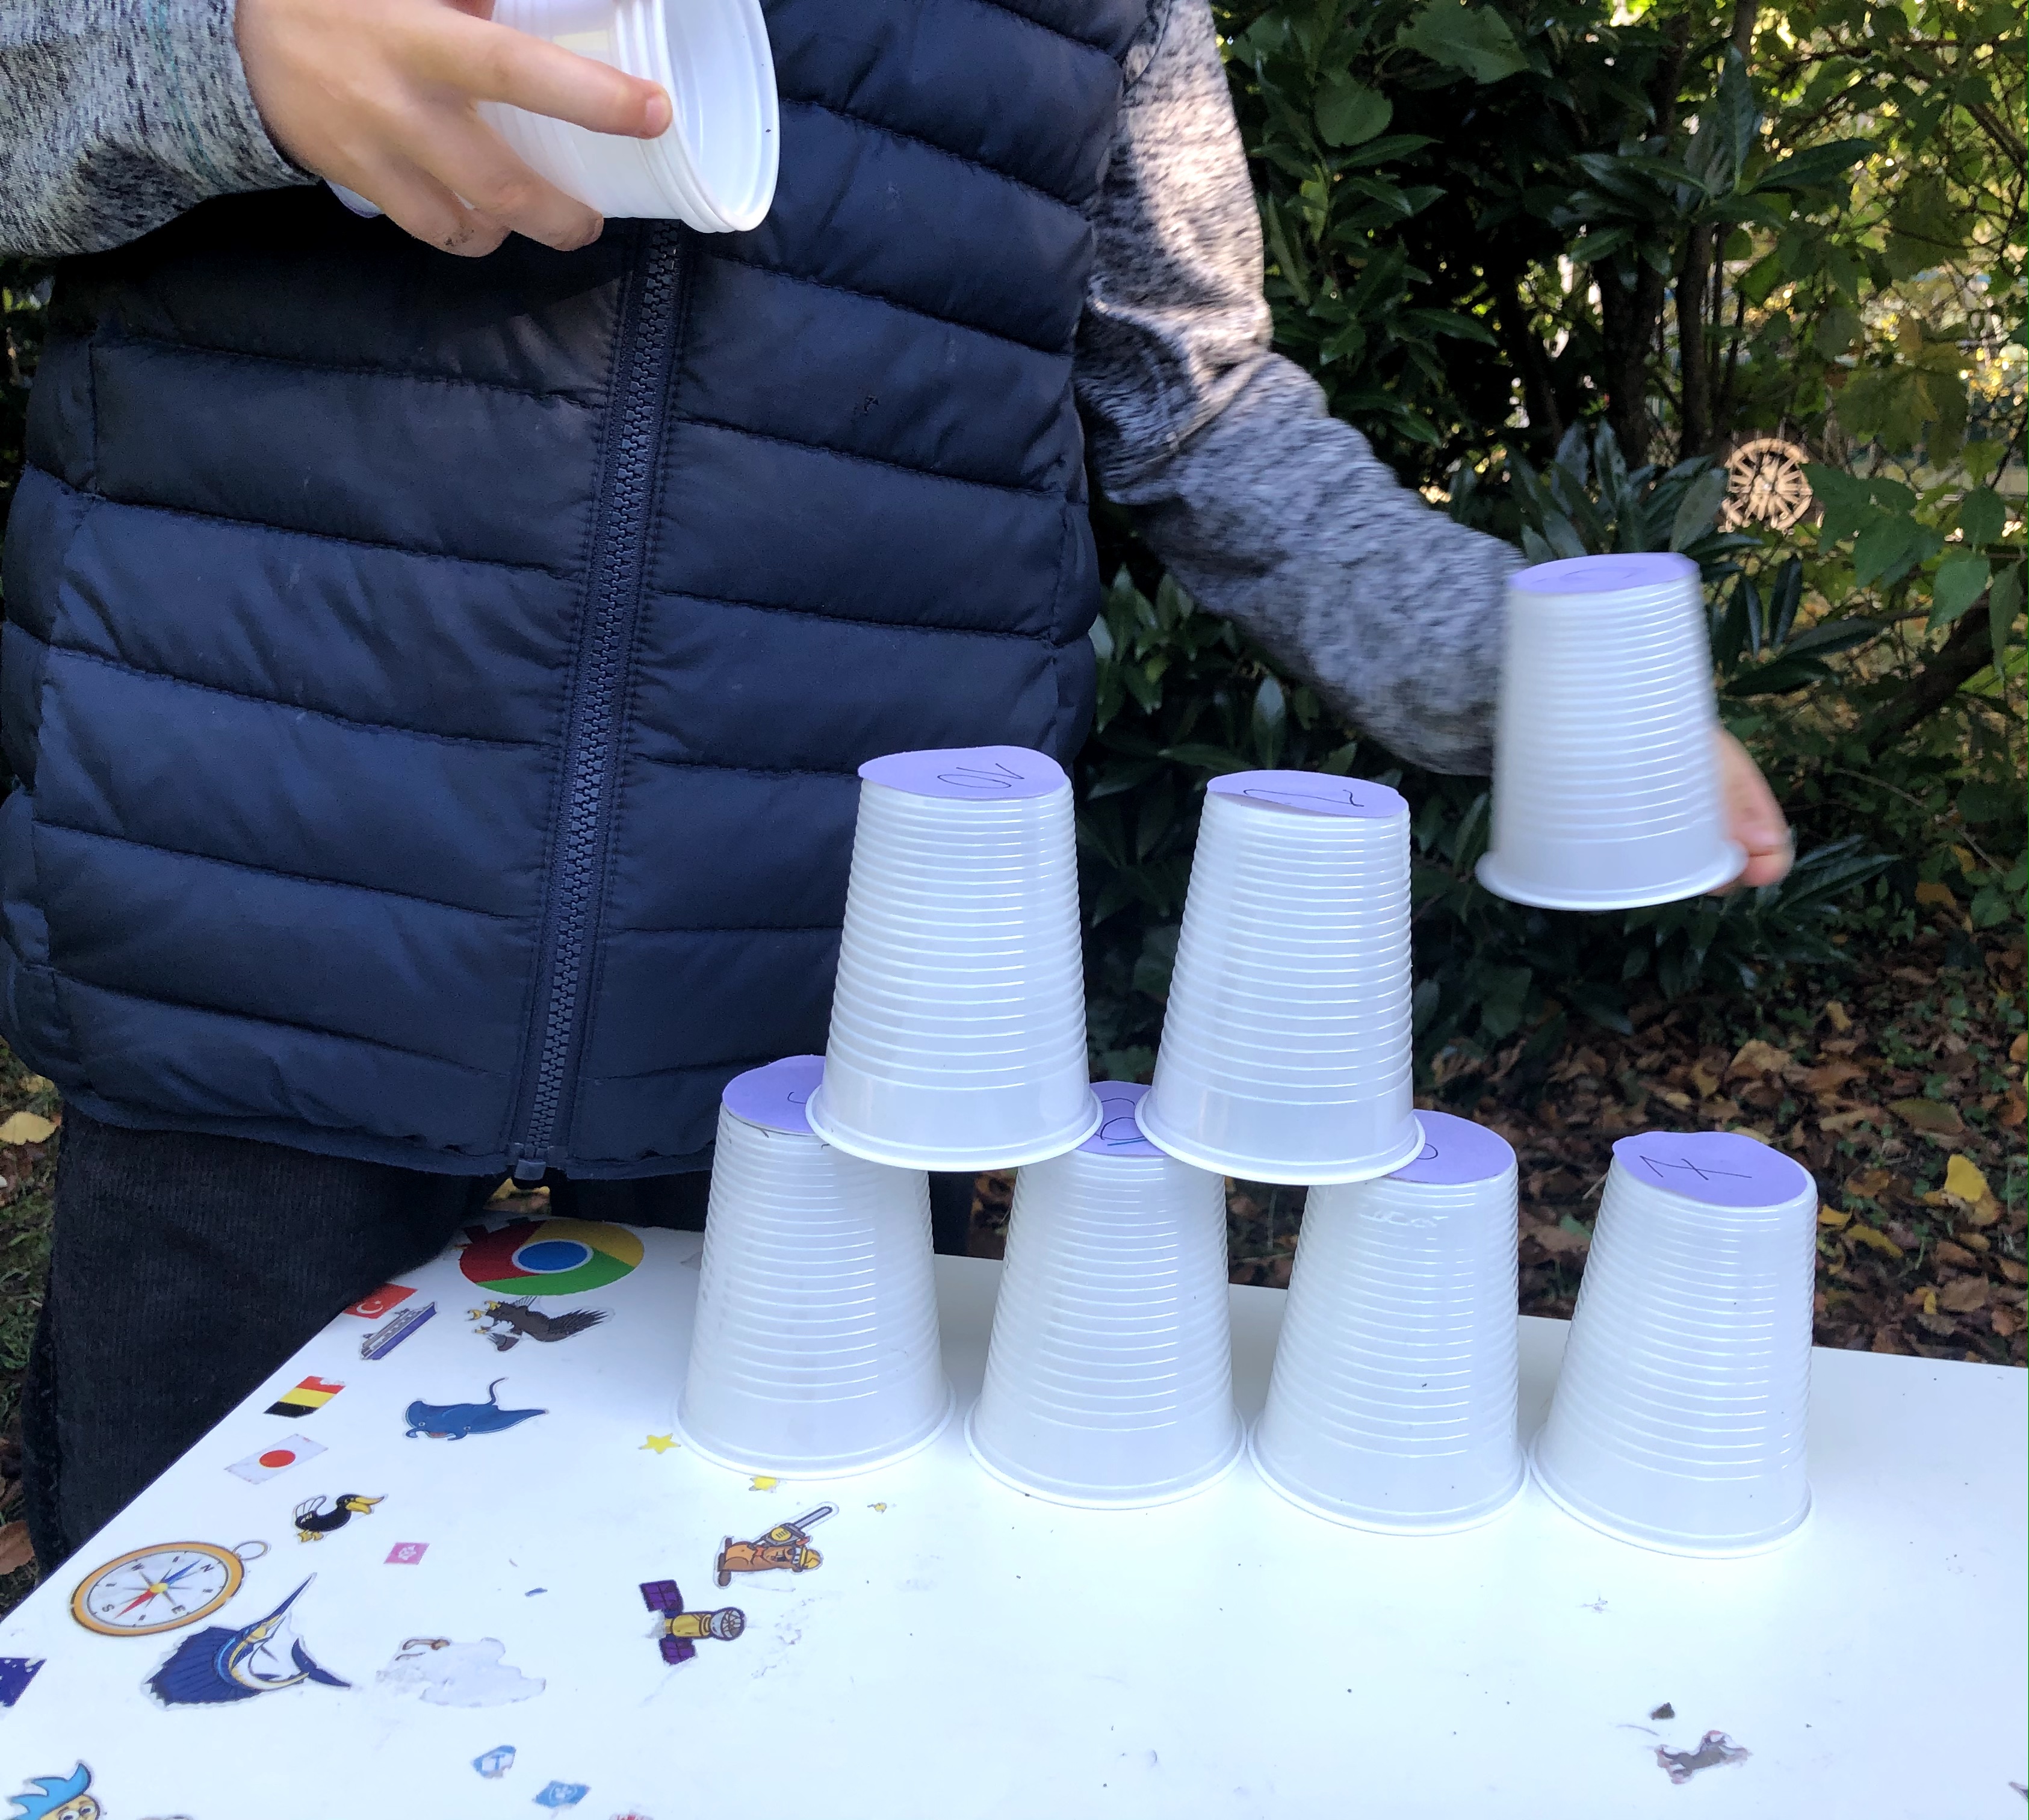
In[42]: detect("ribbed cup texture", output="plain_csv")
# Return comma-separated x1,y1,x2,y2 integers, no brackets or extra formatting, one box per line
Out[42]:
1532,1159,1817,1553
677,1106,949,1474
811,778,1095,1169
968,1148,1241,1506
1481,568,1735,906
1141,788,1419,1182
1253,1165,1523,1529
484,0,776,230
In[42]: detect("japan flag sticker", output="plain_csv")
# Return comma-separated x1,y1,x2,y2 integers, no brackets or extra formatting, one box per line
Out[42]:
226,1435,327,1482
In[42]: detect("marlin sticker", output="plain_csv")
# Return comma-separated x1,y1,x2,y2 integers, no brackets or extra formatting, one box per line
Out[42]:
404,1379,545,1440
144,1576,350,1706
294,1493,383,1542
467,1296,607,1352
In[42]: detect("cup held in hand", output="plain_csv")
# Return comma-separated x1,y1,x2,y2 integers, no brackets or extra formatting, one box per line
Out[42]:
1478,554,1744,911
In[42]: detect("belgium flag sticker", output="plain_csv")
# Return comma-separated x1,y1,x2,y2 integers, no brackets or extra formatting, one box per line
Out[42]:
265,1375,345,1419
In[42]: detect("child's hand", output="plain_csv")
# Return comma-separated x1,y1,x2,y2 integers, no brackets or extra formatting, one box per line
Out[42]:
1716,730,1792,892
237,0,672,256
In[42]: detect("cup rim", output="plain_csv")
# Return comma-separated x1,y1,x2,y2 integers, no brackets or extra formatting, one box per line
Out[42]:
1475,840,1744,911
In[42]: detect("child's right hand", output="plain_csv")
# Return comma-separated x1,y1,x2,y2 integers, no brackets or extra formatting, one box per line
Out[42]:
237,0,672,256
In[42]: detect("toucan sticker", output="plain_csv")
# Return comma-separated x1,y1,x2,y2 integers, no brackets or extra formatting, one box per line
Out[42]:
293,1493,383,1543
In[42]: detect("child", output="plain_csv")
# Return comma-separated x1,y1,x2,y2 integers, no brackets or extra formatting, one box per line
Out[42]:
0,0,1791,1566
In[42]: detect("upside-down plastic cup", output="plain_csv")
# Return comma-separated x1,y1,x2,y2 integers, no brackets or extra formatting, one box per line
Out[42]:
1251,1111,1524,1531
1531,1130,1817,1555
1477,553,1744,911
677,1056,952,1476
805,747,1100,1172
967,1083,1242,1507
1136,772,1423,1185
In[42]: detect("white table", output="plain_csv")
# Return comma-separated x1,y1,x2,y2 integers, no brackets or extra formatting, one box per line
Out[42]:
4,1224,2023,1818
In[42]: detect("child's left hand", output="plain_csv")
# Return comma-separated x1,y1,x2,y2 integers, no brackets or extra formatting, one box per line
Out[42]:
1716,731,1792,892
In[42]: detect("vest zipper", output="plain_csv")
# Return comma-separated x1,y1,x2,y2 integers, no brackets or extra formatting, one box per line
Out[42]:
510,223,685,1183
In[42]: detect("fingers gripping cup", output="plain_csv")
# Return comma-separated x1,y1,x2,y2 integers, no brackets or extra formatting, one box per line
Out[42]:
805,748,1101,1172
967,1084,1242,1508
677,1056,952,1476
1252,1112,1525,1532
1531,1131,1817,1556
481,0,778,229
1477,553,1744,911
1136,772,1423,1185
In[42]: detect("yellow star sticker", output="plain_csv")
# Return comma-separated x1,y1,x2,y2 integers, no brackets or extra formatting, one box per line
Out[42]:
867,1502,888,1513
749,1475,778,1491
640,1433,677,1455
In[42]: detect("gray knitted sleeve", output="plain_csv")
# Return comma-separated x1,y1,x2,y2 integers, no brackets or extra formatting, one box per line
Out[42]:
0,0,308,258
1078,0,1519,776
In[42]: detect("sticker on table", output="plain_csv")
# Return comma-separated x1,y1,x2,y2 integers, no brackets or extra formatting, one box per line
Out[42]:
265,1375,345,1418
72,1540,271,1638
473,1747,516,1780
715,1506,832,1584
227,1436,326,1482
404,1378,545,1440
0,1656,43,1706
639,1581,745,1665
639,1434,677,1455
468,1296,608,1352
144,1576,350,1706
1655,1731,1751,1784
361,1301,436,1360
533,1782,589,1809
386,1542,429,1565
293,1493,383,1543
377,1636,544,1707
345,1283,416,1320
457,1218,642,1296
5,1763,98,1820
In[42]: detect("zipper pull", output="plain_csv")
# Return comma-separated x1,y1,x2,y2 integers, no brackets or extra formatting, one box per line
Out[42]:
509,1146,548,1186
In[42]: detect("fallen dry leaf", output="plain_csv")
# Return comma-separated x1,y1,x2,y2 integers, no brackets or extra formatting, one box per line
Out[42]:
1824,1000,1853,1032
1933,1240,1978,1268
0,1524,31,1576
1689,1062,1722,1098
1993,1307,2022,1339
1818,1109,1875,1133
2010,1032,2027,1065
1939,1277,1990,1314
1847,1168,1895,1199
1888,1097,1964,1136
1804,1059,1869,1094
1658,1089,1693,1110
1818,1206,1851,1229
1999,1258,2028,1286
1847,1224,1904,1258
1913,881,1956,908
1526,1224,1590,1255
1728,1039,1792,1079
1944,1154,1995,1208
0,1111,55,1147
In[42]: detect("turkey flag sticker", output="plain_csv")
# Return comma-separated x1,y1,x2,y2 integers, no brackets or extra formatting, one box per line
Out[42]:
345,1283,417,1320
226,1435,327,1482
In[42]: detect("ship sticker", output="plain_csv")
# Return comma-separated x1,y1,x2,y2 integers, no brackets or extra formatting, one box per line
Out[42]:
265,1376,344,1418
361,1302,436,1360
716,1506,832,1583
294,1493,383,1543
467,1296,607,1352
640,1580,745,1665
404,1379,545,1440
144,1576,350,1706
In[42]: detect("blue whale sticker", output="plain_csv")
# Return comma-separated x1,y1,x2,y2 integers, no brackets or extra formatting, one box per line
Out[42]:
404,1379,546,1440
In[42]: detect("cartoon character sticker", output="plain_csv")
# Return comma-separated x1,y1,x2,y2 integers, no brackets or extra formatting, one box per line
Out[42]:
293,1494,383,1542
716,1506,832,1584
467,1296,608,1352
6,1764,100,1820
639,1582,745,1665
377,1636,544,1706
144,1576,350,1706
404,1379,545,1440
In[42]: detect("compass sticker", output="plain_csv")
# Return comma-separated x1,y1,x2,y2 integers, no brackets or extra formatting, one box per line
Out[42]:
70,1540,269,1638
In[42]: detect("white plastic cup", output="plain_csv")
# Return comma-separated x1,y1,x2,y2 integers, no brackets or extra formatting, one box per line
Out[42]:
677,1056,952,1476
967,1083,1242,1508
1251,1112,1525,1531
1136,772,1423,1185
805,747,1100,1172
1531,1130,1817,1555
1476,553,1744,911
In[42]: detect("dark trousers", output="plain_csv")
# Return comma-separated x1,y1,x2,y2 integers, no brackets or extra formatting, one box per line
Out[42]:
23,1107,976,1568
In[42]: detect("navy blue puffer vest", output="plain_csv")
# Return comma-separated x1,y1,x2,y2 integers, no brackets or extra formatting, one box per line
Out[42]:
0,0,1148,1177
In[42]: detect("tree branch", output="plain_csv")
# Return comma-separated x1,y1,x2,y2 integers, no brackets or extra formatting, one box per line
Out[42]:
1856,608,2004,755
